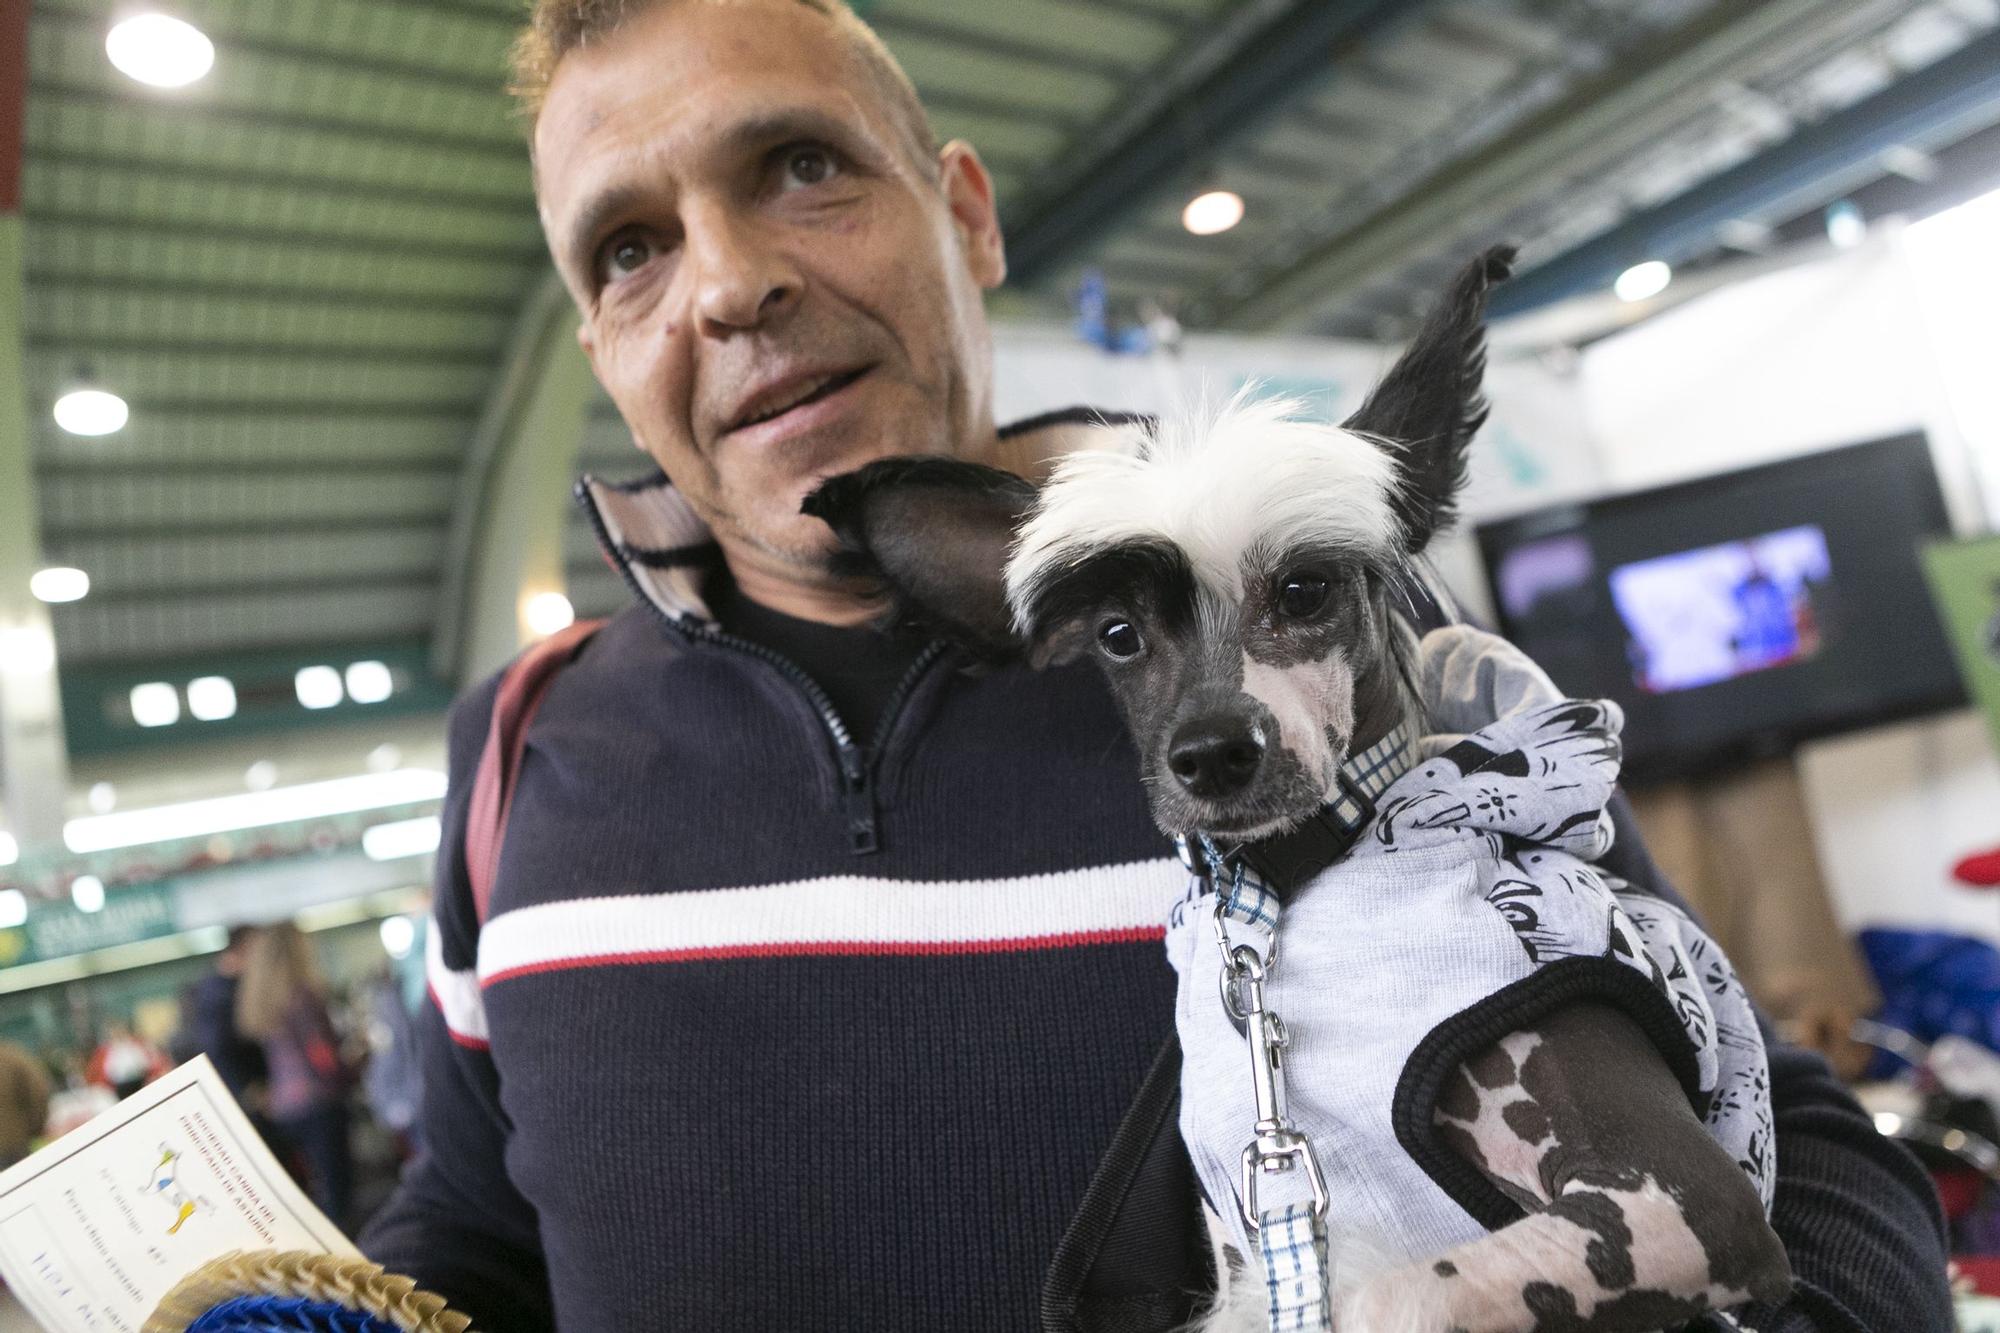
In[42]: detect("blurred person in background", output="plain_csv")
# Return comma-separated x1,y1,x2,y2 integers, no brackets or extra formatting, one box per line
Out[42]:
0,1040,52,1169
237,922,356,1228
85,1019,166,1101
361,967,422,1157
44,1049,114,1139
175,925,269,1105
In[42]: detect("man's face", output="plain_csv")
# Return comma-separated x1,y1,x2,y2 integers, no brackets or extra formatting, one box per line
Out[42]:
535,1,1007,574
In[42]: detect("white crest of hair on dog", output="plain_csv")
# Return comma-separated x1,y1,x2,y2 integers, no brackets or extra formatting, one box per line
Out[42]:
1005,387,1404,632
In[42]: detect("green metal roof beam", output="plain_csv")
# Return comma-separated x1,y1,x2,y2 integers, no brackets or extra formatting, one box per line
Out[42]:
27,336,506,369
23,210,545,266
34,81,530,165
29,150,532,216
0,0,71,852
432,272,596,687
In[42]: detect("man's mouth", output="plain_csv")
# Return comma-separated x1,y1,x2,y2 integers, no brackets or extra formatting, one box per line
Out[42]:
730,366,870,433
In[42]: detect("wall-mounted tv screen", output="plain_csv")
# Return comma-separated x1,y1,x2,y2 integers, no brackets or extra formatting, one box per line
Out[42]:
1477,434,1965,782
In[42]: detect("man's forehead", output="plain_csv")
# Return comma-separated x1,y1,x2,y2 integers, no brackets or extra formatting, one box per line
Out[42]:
534,0,877,174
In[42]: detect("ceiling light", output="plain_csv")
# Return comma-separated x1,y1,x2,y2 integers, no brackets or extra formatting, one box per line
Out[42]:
71,875,106,914
1825,199,1866,249
344,660,394,705
295,665,344,710
245,760,278,791
87,782,117,814
105,12,215,88
128,682,180,728
186,675,237,721
0,890,25,930
366,743,402,774
379,914,417,960
64,767,448,854
1613,259,1672,303
30,567,90,603
0,832,16,868
52,387,128,437
363,816,441,863
1182,189,1245,237
524,591,575,637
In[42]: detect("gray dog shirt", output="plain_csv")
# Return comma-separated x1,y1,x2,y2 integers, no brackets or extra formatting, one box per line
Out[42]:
1167,625,1776,1274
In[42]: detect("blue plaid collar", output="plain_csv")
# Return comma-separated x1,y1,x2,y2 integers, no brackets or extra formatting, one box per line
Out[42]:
1177,717,1419,899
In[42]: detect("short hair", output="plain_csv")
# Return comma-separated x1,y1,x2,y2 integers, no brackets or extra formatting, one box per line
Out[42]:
511,0,938,173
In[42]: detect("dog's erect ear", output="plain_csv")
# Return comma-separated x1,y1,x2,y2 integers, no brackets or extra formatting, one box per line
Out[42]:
1344,244,1515,552
802,457,1036,660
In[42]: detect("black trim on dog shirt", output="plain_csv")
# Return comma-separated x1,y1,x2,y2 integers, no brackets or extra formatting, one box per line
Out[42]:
1390,954,1711,1232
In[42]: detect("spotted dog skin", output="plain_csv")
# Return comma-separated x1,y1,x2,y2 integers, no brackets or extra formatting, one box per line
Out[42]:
1339,1004,1791,1333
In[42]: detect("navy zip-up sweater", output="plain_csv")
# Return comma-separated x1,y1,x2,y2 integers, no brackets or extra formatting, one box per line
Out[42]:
362,410,1950,1332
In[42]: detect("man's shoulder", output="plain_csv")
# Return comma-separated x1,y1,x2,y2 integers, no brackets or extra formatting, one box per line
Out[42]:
448,605,666,734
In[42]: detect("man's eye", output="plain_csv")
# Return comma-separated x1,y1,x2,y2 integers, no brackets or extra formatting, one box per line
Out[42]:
784,145,838,188
1277,573,1331,619
599,233,654,281
1098,620,1143,661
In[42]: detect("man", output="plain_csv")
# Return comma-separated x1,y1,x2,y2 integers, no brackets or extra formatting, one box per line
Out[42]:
361,2,1952,1329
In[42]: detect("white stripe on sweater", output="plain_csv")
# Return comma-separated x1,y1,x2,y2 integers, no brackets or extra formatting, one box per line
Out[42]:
476,858,1184,988
426,918,490,1050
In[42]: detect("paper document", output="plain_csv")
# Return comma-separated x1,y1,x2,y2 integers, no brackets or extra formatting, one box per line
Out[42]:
0,1056,358,1332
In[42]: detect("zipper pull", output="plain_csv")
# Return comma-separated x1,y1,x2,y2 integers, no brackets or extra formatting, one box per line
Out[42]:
839,745,879,856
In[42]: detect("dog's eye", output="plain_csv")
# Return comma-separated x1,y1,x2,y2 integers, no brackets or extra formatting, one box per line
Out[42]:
1277,573,1331,619
1098,620,1144,661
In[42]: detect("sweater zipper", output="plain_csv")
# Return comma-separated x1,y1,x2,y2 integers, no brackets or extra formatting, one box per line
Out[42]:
577,490,951,855
680,618,946,857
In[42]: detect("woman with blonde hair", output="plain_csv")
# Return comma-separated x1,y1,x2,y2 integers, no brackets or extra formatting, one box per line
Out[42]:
236,922,354,1227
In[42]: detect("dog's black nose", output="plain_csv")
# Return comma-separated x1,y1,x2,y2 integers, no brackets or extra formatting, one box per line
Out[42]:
1167,720,1263,798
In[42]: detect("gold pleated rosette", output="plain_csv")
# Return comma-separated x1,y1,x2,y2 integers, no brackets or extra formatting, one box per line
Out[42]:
144,1250,473,1333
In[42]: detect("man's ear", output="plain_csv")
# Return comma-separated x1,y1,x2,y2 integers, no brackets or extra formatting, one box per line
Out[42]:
938,140,1006,289
802,457,1035,659
1343,244,1514,553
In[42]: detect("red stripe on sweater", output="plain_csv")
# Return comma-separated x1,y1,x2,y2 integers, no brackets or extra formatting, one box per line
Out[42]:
480,924,1164,988
427,981,492,1051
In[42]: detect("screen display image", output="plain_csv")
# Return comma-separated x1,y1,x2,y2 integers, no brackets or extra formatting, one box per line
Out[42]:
1608,525,1831,693
1477,435,1963,781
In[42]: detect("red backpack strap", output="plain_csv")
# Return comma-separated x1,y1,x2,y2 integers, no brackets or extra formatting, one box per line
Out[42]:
464,619,604,925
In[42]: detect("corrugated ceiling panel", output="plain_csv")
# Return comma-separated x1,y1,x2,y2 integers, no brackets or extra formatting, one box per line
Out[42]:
31,415,466,467
50,584,439,663
28,226,533,303
201,0,516,70
26,288,513,353
21,158,541,250
38,472,458,531
30,8,519,150
884,34,1127,116
887,1,1181,68
25,93,531,199
43,529,442,596
21,350,493,410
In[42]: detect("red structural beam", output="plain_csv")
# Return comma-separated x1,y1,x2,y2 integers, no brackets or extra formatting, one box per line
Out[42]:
0,0,27,214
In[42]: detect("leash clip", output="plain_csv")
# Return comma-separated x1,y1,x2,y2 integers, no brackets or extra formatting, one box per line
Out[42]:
1217,926,1328,1233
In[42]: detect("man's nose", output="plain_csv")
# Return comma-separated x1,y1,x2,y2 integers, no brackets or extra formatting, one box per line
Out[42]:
686,210,801,335
1167,717,1264,799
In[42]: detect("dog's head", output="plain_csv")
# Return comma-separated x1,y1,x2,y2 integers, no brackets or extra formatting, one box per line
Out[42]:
805,246,1512,839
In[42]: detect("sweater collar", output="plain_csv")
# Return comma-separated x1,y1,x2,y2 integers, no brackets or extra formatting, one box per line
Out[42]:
573,407,1145,630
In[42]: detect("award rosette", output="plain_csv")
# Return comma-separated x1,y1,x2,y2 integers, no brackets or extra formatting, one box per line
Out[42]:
145,1251,474,1332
